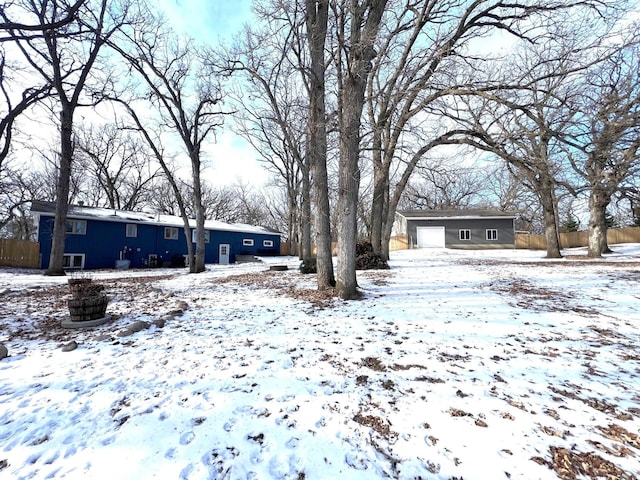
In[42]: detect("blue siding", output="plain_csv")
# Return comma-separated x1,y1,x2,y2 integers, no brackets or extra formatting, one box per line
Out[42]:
37,216,281,270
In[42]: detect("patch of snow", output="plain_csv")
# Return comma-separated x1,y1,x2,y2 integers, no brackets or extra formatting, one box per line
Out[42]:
1,246,639,479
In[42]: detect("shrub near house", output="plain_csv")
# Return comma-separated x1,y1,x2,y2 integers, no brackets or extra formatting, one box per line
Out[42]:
30,201,281,270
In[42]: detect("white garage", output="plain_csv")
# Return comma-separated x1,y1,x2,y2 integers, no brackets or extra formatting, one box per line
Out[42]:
416,226,445,248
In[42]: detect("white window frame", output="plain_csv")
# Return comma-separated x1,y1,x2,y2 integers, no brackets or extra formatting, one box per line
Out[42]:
459,229,471,241
63,253,85,269
242,238,254,247
263,239,274,247
66,219,87,235
486,229,498,241
191,229,210,243
164,227,179,240
126,223,137,238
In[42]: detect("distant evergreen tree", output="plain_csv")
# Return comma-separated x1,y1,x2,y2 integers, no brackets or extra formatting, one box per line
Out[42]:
560,215,580,233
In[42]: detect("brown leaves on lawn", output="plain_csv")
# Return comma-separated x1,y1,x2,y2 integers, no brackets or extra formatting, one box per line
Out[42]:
532,446,637,480
490,278,600,315
353,412,392,438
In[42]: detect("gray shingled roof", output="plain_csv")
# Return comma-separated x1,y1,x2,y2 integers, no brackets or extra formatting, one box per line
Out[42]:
397,209,516,219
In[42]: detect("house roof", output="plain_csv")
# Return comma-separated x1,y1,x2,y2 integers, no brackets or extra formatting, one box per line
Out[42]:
397,209,516,220
30,200,281,236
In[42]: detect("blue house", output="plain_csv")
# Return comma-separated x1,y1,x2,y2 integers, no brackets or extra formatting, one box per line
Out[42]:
31,200,281,270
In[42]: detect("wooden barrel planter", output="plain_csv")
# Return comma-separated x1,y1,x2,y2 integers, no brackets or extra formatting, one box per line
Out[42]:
67,278,109,322
68,295,109,322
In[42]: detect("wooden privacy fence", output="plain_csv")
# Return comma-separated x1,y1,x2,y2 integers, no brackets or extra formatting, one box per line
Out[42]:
515,226,640,250
0,239,40,268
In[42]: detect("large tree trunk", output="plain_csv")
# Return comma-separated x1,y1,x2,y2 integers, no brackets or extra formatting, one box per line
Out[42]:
587,188,611,258
191,150,206,273
370,130,389,257
287,189,299,257
301,147,312,261
539,178,562,259
306,0,335,289
336,84,363,299
45,105,74,276
335,0,387,299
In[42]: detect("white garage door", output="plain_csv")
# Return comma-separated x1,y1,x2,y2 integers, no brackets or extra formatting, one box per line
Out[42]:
416,226,445,248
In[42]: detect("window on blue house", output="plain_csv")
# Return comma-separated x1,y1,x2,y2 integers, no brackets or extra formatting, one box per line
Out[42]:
164,227,179,240
191,229,210,243
459,229,471,240
486,229,498,240
66,219,86,235
243,238,254,246
263,240,273,247
126,224,137,238
63,253,84,269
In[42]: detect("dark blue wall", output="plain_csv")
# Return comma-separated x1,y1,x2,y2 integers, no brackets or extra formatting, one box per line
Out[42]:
37,216,281,270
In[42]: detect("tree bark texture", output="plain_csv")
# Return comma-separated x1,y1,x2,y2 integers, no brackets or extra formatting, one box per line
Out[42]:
306,0,335,289
587,188,611,258
539,178,562,259
46,105,74,275
336,0,388,299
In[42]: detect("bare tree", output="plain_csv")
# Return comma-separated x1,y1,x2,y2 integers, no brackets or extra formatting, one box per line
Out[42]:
402,154,487,210
221,12,309,258
0,54,51,170
333,0,388,299
0,0,83,39
365,0,618,261
75,123,161,210
7,0,132,275
305,0,335,288
563,32,640,257
109,7,225,273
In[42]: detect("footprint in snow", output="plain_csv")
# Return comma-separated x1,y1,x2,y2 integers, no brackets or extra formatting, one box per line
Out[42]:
179,463,193,480
43,450,60,464
223,418,237,432
180,431,195,445
276,394,296,403
268,453,304,479
201,446,239,479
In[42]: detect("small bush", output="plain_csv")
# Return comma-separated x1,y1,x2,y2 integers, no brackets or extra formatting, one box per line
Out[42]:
299,257,317,274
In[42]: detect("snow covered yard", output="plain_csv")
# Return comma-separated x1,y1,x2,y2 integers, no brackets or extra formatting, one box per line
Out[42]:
1,246,639,480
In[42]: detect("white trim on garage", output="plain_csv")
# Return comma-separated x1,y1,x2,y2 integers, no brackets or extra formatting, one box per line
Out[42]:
416,226,445,248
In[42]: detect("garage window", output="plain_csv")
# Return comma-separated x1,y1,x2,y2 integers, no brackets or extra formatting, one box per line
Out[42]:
459,229,471,241
486,229,498,241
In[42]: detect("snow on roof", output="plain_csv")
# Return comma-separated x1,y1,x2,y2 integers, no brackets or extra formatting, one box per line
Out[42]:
30,200,280,236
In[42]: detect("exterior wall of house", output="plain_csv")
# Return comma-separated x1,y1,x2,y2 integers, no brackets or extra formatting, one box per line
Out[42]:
37,216,280,270
406,217,515,249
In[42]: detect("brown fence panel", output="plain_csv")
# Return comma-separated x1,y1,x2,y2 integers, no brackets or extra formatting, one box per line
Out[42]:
608,227,640,245
561,231,589,248
516,227,640,251
0,239,40,268
515,232,547,250
389,235,408,251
